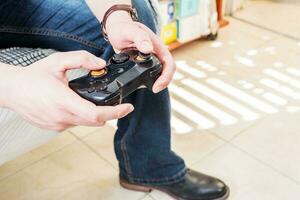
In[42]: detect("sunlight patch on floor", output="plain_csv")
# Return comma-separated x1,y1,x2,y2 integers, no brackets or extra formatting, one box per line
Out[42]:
234,56,255,67
170,53,300,134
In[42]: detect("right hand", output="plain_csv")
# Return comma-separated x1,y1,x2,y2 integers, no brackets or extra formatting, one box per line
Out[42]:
3,51,134,131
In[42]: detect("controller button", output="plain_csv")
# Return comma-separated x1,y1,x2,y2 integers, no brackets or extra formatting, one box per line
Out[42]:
101,78,109,83
112,53,129,64
96,83,108,91
87,87,96,93
90,68,107,78
89,80,97,85
136,52,151,62
116,68,125,73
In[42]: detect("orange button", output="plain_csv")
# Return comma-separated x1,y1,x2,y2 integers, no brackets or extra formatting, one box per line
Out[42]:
90,68,107,77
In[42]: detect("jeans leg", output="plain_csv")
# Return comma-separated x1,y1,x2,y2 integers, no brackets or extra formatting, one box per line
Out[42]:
114,0,186,185
0,0,114,60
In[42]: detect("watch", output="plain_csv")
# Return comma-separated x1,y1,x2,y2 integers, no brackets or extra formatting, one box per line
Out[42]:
102,4,139,41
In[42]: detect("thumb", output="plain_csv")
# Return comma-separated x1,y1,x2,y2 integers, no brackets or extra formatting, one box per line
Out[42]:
134,30,153,53
51,51,106,72
123,24,153,53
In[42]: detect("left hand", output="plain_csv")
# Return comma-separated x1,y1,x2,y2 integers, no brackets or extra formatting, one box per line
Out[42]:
105,11,175,93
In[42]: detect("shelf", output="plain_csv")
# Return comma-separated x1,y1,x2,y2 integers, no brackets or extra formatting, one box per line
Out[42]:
168,39,199,51
168,0,229,51
168,19,228,51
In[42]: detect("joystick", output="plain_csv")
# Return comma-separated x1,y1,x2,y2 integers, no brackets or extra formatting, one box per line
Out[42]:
136,52,151,62
111,53,129,64
69,49,162,106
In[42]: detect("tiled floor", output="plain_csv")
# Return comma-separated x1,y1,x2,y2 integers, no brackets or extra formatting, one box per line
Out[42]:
1,1,300,200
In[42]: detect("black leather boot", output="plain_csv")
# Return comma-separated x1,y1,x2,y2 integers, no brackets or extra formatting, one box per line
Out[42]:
120,169,229,200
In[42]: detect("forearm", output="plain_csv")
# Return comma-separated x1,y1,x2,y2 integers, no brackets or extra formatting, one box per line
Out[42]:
0,63,19,107
85,0,132,21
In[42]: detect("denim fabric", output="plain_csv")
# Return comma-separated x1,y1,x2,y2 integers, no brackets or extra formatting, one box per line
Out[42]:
0,0,186,185
0,0,113,59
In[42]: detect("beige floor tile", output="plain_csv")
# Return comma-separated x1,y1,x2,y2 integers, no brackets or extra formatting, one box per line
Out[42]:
83,121,225,169
170,77,268,140
223,18,278,41
172,18,278,65
270,37,300,56
0,132,75,181
170,14,300,139
248,39,300,68
83,125,118,169
170,89,218,131
150,191,174,200
208,121,260,141
0,141,145,200
82,124,225,169
141,195,155,200
232,111,300,183
172,131,225,166
68,126,103,138
192,144,300,200
234,1,300,39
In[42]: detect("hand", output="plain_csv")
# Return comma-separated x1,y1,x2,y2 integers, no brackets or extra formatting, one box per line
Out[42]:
4,51,134,131
105,11,176,93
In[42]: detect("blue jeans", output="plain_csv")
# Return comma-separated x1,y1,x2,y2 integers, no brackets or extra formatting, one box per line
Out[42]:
0,0,186,185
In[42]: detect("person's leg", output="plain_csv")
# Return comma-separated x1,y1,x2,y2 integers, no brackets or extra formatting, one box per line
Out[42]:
115,2,229,200
114,0,186,185
0,0,113,60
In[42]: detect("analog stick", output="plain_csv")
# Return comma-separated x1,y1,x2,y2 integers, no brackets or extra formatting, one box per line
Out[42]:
111,53,130,64
136,52,151,62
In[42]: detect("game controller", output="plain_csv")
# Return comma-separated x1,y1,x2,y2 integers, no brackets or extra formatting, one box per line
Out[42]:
69,49,162,106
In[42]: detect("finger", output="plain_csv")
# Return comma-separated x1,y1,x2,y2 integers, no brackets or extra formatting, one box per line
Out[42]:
61,86,100,118
97,104,134,121
39,120,71,132
136,23,175,93
152,53,175,93
64,114,106,127
61,86,134,123
73,118,106,127
64,101,133,126
51,51,106,72
121,24,153,53
49,125,71,132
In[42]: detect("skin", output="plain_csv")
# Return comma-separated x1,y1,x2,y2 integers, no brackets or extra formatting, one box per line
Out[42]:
0,1,176,131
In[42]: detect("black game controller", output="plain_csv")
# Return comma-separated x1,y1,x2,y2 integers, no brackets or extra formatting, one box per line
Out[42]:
69,49,162,106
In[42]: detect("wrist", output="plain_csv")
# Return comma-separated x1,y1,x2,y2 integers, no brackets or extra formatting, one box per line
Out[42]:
106,11,133,33
107,10,133,23
102,5,139,40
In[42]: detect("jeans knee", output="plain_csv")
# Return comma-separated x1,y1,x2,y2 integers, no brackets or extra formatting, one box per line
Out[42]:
132,0,158,33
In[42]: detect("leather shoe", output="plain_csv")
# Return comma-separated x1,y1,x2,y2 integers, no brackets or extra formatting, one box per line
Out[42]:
119,169,230,200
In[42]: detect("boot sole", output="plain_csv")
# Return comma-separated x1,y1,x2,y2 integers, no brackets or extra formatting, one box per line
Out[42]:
119,177,230,200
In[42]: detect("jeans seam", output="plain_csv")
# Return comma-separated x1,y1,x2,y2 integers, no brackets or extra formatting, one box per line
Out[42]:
0,26,105,51
120,135,134,182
